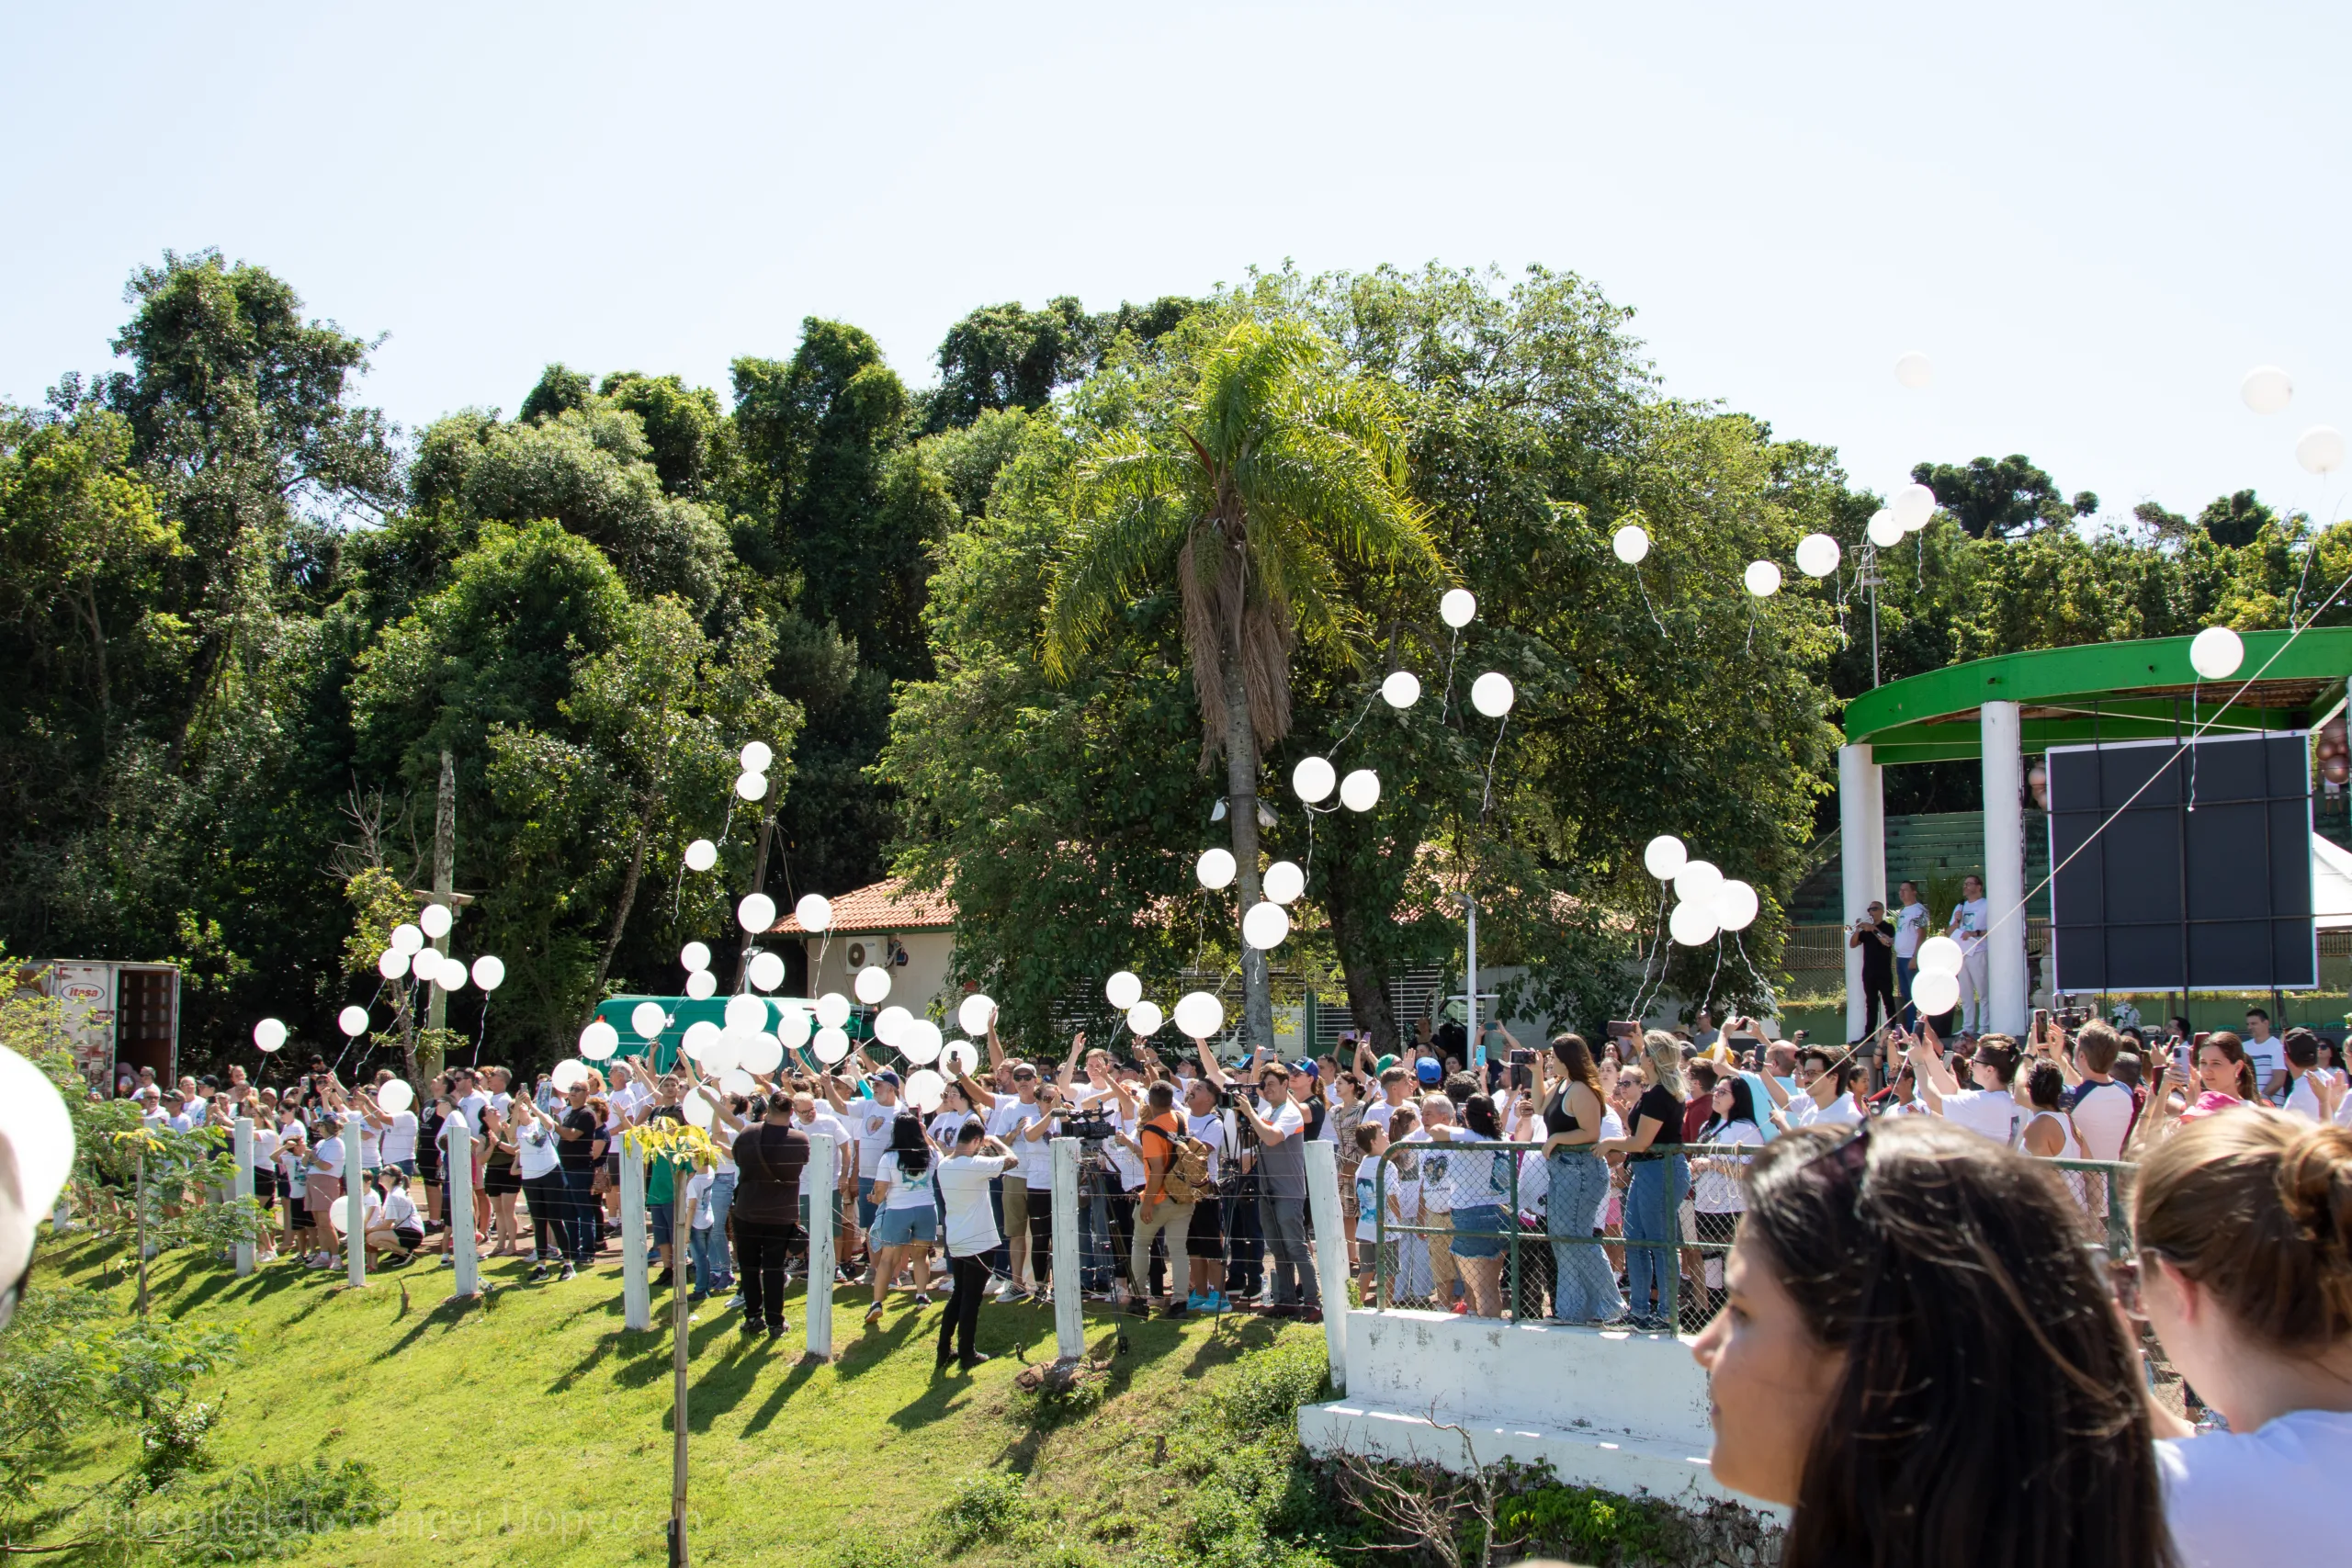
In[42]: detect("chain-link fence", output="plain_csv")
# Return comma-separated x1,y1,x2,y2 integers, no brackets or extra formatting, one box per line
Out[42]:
1372,1140,2140,1334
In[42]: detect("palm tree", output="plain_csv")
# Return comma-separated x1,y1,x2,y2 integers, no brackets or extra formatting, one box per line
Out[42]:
1046,319,1444,1045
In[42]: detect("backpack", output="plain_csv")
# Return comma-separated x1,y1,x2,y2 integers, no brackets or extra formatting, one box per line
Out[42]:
1148,1118,1213,1205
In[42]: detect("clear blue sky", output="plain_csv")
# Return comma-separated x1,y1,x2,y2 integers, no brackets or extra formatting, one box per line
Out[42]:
5,2,2346,524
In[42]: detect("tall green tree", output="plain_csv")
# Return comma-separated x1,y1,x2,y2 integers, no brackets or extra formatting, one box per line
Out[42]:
1046,318,1446,1045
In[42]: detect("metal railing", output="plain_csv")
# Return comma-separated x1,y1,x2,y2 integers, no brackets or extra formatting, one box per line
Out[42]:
1369,1139,2138,1334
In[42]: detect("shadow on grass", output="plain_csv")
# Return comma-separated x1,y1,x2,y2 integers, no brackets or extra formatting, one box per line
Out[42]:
740,1350,823,1437
373,1293,478,1359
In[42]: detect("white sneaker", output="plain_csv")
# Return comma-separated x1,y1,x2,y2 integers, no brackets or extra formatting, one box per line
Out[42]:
992,1280,1019,1302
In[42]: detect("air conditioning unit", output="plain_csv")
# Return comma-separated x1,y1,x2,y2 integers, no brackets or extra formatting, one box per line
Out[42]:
846,942,867,968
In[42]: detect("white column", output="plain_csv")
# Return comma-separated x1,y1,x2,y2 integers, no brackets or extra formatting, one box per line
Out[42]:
1981,700,2030,1036
1050,1138,1083,1361
448,1118,480,1298
1304,1140,1349,1393
806,1134,836,1359
621,1135,650,1329
1838,743,1885,1042
232,1118,254,1277
343,1117,366,1288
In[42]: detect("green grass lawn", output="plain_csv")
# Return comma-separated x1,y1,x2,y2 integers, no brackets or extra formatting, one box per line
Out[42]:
30,1234,1339,1567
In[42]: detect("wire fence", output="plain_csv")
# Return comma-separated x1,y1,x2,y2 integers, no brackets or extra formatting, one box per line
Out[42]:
1371,1139,2138,1334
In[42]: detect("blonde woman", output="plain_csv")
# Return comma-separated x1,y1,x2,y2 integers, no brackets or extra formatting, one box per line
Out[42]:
1594,1031,1688,1330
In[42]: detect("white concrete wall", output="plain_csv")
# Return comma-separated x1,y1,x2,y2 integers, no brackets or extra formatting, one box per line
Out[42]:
803,930,955,1022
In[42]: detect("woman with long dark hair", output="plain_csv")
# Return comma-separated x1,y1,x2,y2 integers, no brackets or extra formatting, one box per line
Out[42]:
863,1111,937,1325
1538,1033,1619,1323
1689,1075,1762,1315
1690,1117,2173,1568
1594,1032,1687,1329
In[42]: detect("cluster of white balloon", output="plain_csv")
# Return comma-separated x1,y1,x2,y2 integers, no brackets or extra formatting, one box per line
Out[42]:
1641,834,1760,948
730,739,775,804
1102,968,1231,1045
1905,934,1968,1019
254,905,507,1055
2239,366,2342,476
1610,519,1852,597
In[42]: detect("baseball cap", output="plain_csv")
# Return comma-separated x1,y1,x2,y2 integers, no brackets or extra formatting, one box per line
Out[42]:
875,1069,902,1088
1415,1059,1442,1085
1374,1054,1399,1075
1291,1060,1318,1078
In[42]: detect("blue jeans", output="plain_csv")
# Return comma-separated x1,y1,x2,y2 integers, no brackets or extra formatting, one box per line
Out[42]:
1896,955,1918,1030
856,1176,878,1233
650,1202,674,1261
1546,1150,1621,1322
689,1224,719,1293
706,1171,736,1286
561,1166,598,1264
1624,1156,1686,1319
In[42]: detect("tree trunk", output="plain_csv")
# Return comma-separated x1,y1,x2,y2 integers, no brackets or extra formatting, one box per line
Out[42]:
1221,647,1275,1051
588,815,652,1023
671,1195,692,1566
426,749,458,1052
1324,870,1400,1055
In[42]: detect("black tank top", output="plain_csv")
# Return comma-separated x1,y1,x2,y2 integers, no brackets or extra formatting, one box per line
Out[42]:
1543,1083,1582,1136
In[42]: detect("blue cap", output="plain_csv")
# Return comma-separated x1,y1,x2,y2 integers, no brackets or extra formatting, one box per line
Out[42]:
1416,1059,1442,1085
875,1069,902,1088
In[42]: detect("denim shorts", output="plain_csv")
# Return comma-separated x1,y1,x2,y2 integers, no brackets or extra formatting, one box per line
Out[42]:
869,1206,938,1247
1449,1202,1509,1259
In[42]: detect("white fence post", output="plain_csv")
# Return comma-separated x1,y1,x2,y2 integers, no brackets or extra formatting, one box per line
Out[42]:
232,1118,254,1277
1051,1137,1083,1362
1305,1140,1348,1394
448,1117,480,1299
806,1133,836,1359
621,1135,650,1330
343,1117,366,1289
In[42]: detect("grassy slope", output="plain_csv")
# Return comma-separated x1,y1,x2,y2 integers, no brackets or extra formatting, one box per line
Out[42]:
37,1234,1332,1566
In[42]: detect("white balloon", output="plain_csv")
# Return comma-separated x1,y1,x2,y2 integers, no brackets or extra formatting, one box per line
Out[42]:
684,1090,715,1129
1381,670,1421,709
854,964,892,1004
1611,524,1649,564
940,1040,978,1077
434,962,467,993
1440,587,1477,627
900,1018,943,1063
581,1020,621,1060
903,1068,947,1114
0,1043,74,1219
1916,935,1964,977
1894,351,1933,389
1291,756,1336,805
1126,1000,1165,1037
632,1001,669,1041
1911,969,1962,1017
1262,860,1306,906
815,992,853,1030
1196,847,1237,890
956,994,995,1036
1794,533,1841,579
680,941,712,974
1104,971,1143,1011
390,923,424,955
2189,625,2245,682
337,1005,369,1038
2299,425,2346,475
419,903,453,940
1470,671,1515,718
707,1030,752,1075
795,893,833,932
552,1059,589,1090
684,839,718,873
1242,901,1290,951
1340,769,1381,812
408,946,441,983
1743,560,1781,598
775,1005,812,1049
470,954,505,992
1643,834,1688,881
813,1026,851,1065
1867,509,1905,547
2241,365,2293,415
741,1033,784,1075
1713,879,1760,932
734,770,769,802
328,1199,350,1234
1892,484,1937,532
874,1004,912,1044
1173,990,1225,1041
681,1021,723,1063
254,1017,287,1053
376,1079,414,1116
1673,859,1723,907
739,739,774,773
747,950,786,993
377,948,409,981
684,969,718,1000
1668,899,1720,947
725,994,768,1033
737,893,777,933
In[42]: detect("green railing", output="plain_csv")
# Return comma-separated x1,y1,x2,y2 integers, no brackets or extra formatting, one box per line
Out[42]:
1369,1140,2138,1334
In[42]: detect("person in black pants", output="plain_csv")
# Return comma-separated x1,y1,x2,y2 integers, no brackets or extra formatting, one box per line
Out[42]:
731,1095,811,1340
554,1082,602,1280
935,1123,1018,1371
1850,902,1899,1041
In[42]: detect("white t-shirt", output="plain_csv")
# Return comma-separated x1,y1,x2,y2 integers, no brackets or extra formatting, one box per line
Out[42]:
456,1091,490,1134
842,1096,897,1178
2069,1079,2136,1160
2157,1409,2352,1568
1105,1110,1146,1192
1401,1128,1453,1213
1939,1086,2022,1146
989,1100,1050,1184
515,1120,561,1180
872,1151,936,1211
358,1119,382,1168
1791,1093,1867,1129
936,1153,1017,1257
1692,1121,1763,1213
311,1136,345,1177
1950,897,1990,951
1893,901,1929,959
1362,1098,1407,1133
378,1110,419,1165
798,1110,853,1168
1514,1149,1549,1218
377,1189,420,1230
1186,1111,1232,1183
928,1109,977,1150
2241,1036,2283,1094
1353,1163,1388,1240
2282,1074,2324,1122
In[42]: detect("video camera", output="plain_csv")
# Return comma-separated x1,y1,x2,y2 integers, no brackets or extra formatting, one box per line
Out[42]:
1061,1107,1119,1145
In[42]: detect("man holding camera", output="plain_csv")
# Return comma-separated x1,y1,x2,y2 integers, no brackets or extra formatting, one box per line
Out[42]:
1849,899,1899,1043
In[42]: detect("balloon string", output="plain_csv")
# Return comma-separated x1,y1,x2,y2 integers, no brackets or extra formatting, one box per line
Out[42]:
1734,930,1780,1014
1479,713,1510,818
1624,883,1670,1021
1701,933,1724,1021
1440,626,1462,726
1634,568,1668,638
1333,679,1385,750
1744,598,1757,654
